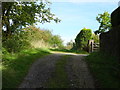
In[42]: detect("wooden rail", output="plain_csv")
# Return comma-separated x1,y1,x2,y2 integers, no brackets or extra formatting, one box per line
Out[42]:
88,40,99,53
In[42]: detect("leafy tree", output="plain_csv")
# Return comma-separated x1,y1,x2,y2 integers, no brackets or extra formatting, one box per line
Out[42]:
95,12,111,34
2,1,61,37
51,35,64,48
75,28,92,51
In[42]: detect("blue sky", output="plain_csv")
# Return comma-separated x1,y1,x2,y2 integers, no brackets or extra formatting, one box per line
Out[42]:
36,0,119,45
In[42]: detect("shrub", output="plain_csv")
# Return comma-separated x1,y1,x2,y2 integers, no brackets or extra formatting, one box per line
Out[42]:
24,26,64,48
2,26,64,53
2,31,31,53
75,28,92,51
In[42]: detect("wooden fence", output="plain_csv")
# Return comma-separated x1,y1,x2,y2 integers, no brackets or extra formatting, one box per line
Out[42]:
88,40,99,53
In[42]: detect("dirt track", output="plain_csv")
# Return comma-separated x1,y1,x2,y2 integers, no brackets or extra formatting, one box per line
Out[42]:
19,52,95,88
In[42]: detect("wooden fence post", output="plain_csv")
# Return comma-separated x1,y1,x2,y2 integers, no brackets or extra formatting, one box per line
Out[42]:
88,40,94,53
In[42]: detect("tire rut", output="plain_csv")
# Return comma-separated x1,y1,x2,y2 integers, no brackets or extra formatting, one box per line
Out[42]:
19,54,63,88
66,55,95,88
19,53,95,88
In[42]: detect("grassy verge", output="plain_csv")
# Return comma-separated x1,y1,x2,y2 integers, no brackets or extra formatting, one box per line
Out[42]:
86,52,120,88
50,48,88,54
45,55,70,88
2,48,50,88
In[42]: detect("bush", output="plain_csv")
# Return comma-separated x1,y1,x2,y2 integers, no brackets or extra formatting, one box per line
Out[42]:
3,31,31,53
75,28,92,51
2,47,9,55
24,26,64,48
2,26,64,53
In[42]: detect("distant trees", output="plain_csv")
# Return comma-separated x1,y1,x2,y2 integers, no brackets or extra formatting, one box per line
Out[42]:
66,40,74,49
95,12,111,34
51,35,64,48
75,28,92,51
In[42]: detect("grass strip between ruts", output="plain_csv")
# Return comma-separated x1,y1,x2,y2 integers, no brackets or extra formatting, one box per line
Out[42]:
45,55,71,88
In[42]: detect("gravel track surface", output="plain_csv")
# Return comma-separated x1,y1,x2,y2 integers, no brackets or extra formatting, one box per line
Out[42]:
66,54,95,88
19,52,95,88
19,54,63,88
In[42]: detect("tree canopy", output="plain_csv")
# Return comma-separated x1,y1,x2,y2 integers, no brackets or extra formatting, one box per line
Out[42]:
66,40,74,49
51,35,64,48
95,12,111,34
2,1,61,37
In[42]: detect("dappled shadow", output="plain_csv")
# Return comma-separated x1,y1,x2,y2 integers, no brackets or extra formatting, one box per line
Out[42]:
2,49,50,88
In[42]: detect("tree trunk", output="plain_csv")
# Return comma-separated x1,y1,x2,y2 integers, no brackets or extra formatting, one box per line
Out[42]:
2,2,13,37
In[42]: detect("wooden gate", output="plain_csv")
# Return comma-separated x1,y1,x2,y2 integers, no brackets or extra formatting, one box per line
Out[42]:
88,40,99,53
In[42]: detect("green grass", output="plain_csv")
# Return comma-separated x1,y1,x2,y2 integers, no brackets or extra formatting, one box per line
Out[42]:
2,48,50,88
45,55,70,88
50,48,88,54
86,52,120,88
